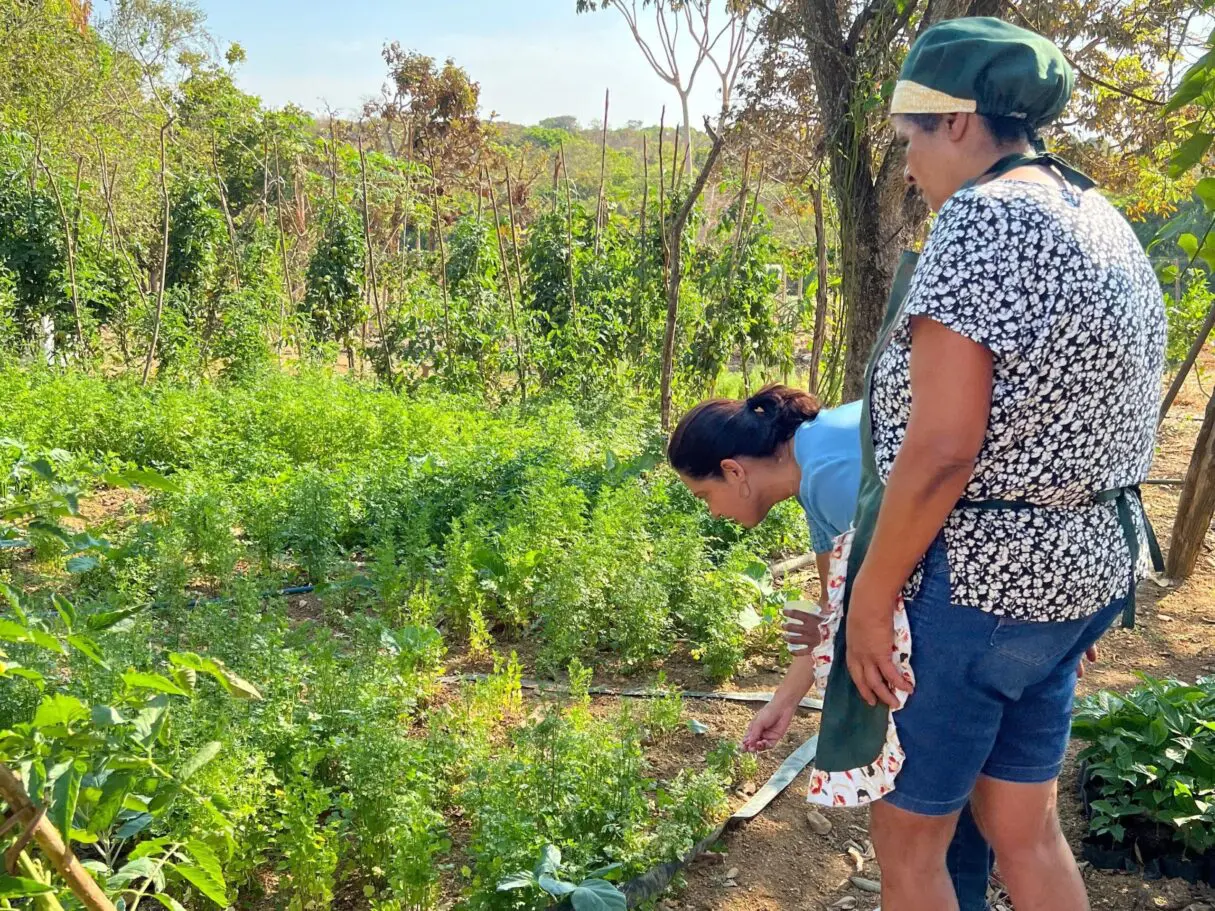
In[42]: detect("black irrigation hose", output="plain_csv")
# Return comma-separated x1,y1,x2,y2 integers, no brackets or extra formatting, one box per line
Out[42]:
439,673,825,711
182,584,316,610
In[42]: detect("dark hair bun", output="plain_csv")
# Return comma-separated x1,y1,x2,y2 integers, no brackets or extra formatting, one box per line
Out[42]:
668,384,821,479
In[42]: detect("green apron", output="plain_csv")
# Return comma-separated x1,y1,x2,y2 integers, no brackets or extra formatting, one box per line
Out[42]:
815,153,1165,774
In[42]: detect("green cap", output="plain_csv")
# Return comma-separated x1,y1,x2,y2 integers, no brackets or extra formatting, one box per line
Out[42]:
890,17,1073,131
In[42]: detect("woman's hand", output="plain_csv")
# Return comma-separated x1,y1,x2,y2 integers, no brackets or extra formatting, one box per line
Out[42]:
742,698,798,752
1076,644,1098,679
781,606,825,650
845,572,913,709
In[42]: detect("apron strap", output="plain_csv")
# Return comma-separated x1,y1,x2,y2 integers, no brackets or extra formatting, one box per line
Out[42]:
962,151,1097,192
1094,485,1165,629
960,486,1162,630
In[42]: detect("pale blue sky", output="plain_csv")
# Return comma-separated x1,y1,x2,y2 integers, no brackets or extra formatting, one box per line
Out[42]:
103,0,727,126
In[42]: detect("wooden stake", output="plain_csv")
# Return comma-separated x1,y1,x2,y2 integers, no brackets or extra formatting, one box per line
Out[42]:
594,88,610,256
808,178,831,397
503,162,527,314
359,133,397,386
143,121,173,384
639,134,649,293
34,149,86,356
657,108,668,281
487,167,528,400
661,122,725,431
425,146,453,354
212,134,241,290
0,762,115,911
272,138,297,359
558,142,579,329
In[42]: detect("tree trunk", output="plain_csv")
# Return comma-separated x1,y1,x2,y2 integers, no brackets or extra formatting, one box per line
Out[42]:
1166,389,1215,581
808,179,831,397
679,90,693,179
1159,270,1215,426
795,0,975,399
661,123,726,431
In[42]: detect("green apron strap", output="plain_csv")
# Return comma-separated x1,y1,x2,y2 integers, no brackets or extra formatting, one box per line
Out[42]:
1095,486,1165,630
962,151,1096,192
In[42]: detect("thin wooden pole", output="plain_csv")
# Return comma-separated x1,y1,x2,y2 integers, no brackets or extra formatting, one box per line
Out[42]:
212,134,241,290
487,167,528,400
142,121,173,385
272,138,297,359
657,109,668,283
639,134,649,291
358,133,396,386
0,763,115,911
34,150,85,355
558,142,579,329
808,177,831,397
594,88,610,256
425,146,453,354
503,162,527,313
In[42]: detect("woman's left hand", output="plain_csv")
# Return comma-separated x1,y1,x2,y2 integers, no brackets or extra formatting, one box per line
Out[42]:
845,573,914,709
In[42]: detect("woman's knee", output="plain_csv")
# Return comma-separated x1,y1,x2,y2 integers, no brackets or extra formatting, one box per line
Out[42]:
872,800,958,873
970,776,1062,861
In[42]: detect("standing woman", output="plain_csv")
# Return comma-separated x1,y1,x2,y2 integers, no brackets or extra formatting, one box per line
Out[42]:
815,17,1165,911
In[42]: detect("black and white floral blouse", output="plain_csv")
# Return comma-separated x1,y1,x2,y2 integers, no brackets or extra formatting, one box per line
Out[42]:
870,179,1167,622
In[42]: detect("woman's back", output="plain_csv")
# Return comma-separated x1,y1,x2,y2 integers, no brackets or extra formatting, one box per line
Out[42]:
870,179,1166,620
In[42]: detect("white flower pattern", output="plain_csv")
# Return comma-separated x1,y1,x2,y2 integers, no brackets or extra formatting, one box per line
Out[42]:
871,180,1166,621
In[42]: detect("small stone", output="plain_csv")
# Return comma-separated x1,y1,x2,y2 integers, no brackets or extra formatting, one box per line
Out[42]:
849,876,881,894
741,781,757,796
725,867,740,881
1158,614,1175,622
805,808,833,835
829,899,858,910
695,851,726,865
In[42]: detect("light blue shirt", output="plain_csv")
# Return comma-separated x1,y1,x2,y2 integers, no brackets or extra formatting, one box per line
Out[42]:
793,401,863,554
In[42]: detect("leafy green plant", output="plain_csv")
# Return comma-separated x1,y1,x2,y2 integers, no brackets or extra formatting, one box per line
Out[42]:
1073,674,1215,855
497,845,626,911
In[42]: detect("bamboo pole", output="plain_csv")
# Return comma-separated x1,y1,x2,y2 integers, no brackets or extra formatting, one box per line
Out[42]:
503,162,527,316
594,88,610,256
358,134,397,386
272,138,296,359
425,146,453,354
558,143,579,329
0,762,115,911
142,121,173,385
657,108,668,281
487,168,528,401
212,135,241,291
34,150,86,356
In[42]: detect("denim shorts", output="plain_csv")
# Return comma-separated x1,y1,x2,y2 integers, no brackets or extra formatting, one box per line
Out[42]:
883,536,1125,817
